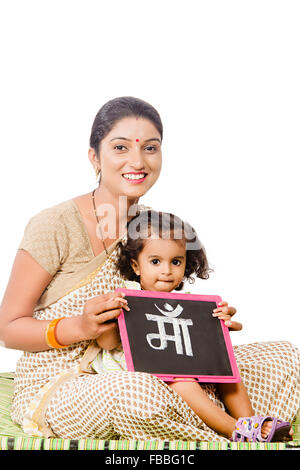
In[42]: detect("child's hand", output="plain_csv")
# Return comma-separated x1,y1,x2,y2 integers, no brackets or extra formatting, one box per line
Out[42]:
212,301,242,331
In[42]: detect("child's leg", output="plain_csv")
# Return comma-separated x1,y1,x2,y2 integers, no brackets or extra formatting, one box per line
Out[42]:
216,381,254,419
216,381,284,439
169,380,237,439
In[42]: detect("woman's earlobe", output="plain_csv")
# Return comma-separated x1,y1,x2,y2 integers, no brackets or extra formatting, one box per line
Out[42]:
94,167,101,179
88,148,101,181
88,147,100,167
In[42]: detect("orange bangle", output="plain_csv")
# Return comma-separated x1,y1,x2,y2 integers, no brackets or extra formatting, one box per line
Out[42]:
45,318,68,349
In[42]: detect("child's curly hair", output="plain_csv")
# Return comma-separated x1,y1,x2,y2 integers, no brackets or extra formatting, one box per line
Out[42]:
116,210,213,290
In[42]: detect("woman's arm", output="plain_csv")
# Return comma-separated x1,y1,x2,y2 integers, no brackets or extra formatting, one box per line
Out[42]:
0,249,85,351
0,249,128,352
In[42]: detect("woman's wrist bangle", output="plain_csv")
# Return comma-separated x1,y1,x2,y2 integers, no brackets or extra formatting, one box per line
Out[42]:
45,318,68,349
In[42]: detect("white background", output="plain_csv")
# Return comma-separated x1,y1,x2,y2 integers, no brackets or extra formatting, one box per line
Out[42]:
0,0,299,372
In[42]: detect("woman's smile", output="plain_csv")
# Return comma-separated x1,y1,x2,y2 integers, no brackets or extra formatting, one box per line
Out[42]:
122,171,148,184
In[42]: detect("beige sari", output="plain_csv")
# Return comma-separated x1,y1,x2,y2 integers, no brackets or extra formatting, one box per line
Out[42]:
10,201,300,441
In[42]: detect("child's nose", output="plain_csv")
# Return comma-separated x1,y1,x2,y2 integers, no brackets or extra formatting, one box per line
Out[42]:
161,263,172,275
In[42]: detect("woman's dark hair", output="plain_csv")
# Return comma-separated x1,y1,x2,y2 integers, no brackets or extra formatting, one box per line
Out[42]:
90,96,163,156
116,210,213,291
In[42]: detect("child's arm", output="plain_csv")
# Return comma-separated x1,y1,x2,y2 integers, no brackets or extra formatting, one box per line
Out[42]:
95,321,122,350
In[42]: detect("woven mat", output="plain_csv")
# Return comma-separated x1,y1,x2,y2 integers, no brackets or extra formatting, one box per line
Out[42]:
1,372,299,451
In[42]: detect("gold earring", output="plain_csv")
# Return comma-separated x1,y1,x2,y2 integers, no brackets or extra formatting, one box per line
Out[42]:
94,167,101,180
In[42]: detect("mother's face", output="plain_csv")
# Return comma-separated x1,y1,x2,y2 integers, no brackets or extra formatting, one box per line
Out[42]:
91,116,162,201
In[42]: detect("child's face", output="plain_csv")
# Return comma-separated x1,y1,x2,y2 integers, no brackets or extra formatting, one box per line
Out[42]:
130,238,187,292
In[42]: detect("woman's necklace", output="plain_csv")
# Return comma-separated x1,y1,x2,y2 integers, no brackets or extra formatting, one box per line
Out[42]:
91,189,109,256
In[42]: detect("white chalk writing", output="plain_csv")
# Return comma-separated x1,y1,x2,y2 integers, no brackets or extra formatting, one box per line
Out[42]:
145,302,193,356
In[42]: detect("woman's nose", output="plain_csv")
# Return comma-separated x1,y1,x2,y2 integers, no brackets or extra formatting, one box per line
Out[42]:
128,149,145,169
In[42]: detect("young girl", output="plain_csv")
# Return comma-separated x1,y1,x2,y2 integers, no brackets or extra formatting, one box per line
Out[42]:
91,210,292,442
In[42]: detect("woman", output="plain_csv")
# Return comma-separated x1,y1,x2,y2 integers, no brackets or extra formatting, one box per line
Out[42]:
0,96,299,441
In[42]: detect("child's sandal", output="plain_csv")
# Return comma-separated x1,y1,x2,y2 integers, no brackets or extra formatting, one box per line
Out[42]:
231,416,292,442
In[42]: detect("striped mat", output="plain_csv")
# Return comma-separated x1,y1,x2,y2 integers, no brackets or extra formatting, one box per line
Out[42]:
1,372,299,451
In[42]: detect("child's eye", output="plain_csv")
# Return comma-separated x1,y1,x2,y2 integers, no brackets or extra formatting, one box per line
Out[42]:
150,259,160,265
172,259,181,266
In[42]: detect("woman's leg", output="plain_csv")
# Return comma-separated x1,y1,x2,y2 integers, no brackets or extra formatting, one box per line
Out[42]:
43,341,299,441
233,341,300,421
44,371,229,441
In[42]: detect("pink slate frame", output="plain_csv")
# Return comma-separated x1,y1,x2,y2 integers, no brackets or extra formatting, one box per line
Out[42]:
116,289,241,383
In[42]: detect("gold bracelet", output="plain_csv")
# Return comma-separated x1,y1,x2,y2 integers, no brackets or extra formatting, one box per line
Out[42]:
45,318,68,349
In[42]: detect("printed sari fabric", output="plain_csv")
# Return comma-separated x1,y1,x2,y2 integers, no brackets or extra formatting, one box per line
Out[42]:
10,239,300,441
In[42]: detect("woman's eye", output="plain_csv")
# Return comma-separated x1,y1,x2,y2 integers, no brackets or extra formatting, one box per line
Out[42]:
150,259,160,265
114,145,126,151
114,144,158,152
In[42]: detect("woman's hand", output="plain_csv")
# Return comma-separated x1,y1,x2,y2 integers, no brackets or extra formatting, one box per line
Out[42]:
212,301,242,331
79,291,130,341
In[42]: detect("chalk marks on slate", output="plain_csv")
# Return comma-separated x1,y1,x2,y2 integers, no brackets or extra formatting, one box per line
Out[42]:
145,303,194,356
154,302,183,318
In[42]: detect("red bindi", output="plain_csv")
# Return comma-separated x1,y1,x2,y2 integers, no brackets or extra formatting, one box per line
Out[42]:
136,139,139,142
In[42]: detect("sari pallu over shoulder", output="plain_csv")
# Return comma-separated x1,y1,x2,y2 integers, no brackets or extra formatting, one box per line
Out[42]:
34,236,126,312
